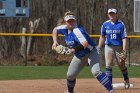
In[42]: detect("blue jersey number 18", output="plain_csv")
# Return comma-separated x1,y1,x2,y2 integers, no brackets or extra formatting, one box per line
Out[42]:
110,34,116,39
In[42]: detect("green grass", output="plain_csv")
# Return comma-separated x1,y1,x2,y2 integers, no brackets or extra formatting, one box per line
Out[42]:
0,66,139,80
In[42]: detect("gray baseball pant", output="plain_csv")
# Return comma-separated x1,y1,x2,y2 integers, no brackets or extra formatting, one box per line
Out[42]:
67,47,101,80
105,45,122,67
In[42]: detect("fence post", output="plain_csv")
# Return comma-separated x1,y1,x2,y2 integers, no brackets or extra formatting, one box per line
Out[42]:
25,36,28,66
128,38,131,67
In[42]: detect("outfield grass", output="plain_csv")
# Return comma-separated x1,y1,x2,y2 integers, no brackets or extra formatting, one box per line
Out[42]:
0,66,139,80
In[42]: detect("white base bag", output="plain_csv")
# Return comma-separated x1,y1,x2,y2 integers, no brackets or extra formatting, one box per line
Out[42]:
113,83,134,89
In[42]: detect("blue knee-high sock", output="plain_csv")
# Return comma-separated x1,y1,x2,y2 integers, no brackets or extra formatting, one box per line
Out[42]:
121,67,129,81
106,67,112,84
67,79,76,93
96,72,113,92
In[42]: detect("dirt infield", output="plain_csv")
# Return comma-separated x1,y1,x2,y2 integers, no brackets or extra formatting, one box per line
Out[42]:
0,78,139,93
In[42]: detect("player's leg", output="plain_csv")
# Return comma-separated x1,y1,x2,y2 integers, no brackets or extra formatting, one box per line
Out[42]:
105,45,114,85
117,57,130,89
114,46,130,89
66,55,87,93
88,47,114,93
121,66,130,89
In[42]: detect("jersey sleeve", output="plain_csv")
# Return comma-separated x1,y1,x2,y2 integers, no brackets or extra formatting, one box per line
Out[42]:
120,23,127,39
73,28,87,43
56,25,67,35
57,29,64,34
101,24,106,36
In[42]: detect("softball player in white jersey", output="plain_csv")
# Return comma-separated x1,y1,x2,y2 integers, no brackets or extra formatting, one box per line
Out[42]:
52,11,114,93
98,8,130,89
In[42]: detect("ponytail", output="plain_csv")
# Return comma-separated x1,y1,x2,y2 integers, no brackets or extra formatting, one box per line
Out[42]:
57,17,65,26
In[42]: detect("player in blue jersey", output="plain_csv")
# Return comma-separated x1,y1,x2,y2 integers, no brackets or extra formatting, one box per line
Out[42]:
98,8,130,89
52,11,115,93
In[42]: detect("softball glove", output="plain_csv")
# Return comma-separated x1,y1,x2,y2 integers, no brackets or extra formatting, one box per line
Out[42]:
53,45,72,55
119,50,127,62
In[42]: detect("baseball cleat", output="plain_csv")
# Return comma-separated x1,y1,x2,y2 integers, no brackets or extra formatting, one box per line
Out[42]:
124,82,130,89
64,90,74,93
109,90,116,93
